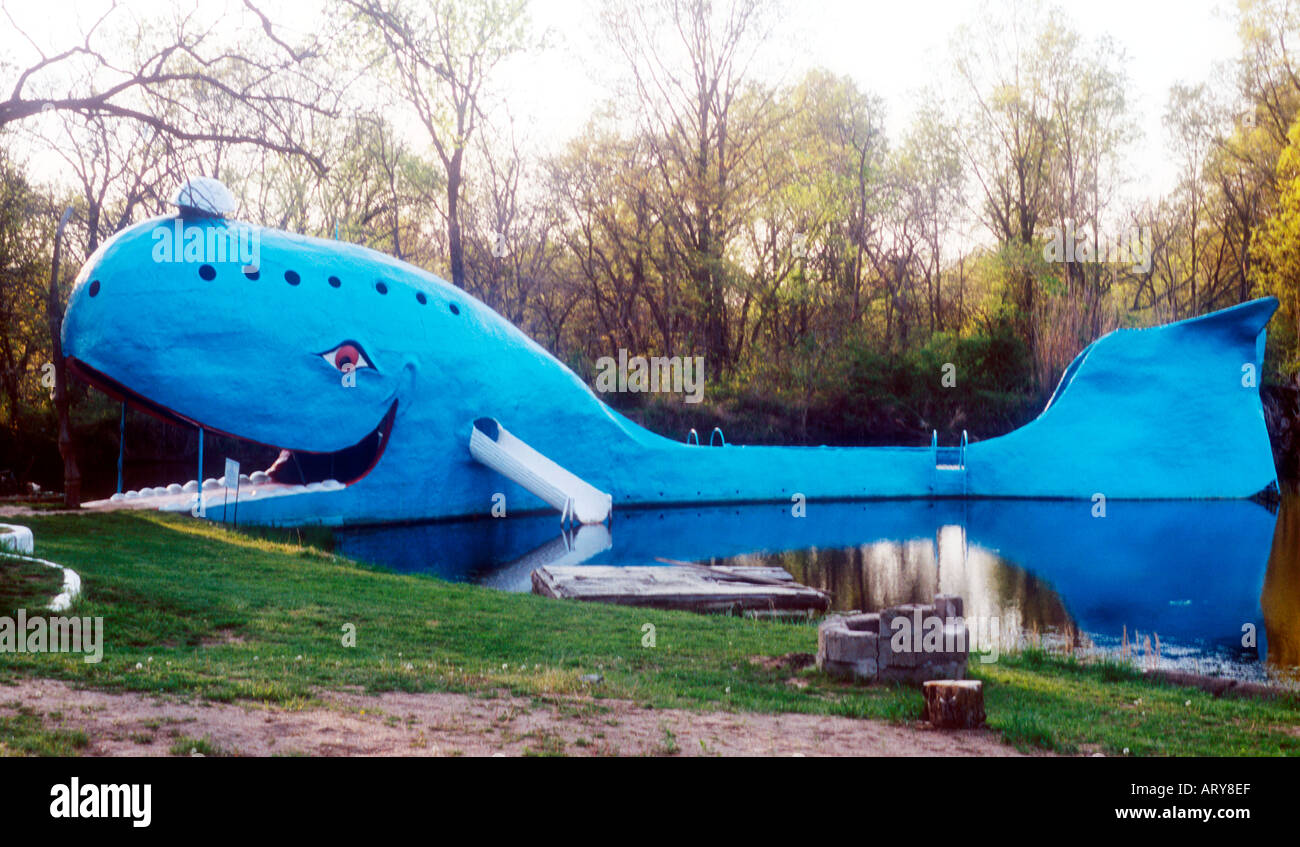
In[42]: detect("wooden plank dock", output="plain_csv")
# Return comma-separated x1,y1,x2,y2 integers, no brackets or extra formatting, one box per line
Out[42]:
531,564,830,616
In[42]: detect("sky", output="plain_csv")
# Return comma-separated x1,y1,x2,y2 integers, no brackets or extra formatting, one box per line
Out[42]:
5,0,1247,203
495,0,1243,200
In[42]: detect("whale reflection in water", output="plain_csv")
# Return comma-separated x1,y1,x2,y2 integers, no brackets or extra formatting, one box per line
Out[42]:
335,497,1290,680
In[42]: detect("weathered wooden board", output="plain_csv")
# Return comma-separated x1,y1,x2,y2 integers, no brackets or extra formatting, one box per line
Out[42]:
531,565,830,615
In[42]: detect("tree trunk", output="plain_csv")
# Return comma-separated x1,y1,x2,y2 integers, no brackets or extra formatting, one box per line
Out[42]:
921,680,985,729
46,207,80,507
447,149,465,289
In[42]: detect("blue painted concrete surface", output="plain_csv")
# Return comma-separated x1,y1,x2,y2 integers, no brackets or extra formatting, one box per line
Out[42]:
64,212,1281,525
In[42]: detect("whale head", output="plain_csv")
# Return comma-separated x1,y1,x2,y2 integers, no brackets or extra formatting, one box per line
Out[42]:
62,206,484,500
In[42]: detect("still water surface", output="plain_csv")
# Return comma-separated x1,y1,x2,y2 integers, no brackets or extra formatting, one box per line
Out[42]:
335,495,1300,684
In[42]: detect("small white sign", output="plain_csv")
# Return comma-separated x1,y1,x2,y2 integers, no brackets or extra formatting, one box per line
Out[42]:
225,458,240,490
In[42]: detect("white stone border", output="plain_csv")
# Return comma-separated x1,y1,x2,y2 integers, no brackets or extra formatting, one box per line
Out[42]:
0,524,83,612
0,523,33,555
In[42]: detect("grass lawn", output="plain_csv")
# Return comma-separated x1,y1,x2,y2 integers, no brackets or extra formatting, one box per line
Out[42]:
0,555,62,611
1,511,1297,756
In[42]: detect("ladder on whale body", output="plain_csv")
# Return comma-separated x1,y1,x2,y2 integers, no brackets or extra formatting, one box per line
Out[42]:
931,429,968,497
469,418,613,525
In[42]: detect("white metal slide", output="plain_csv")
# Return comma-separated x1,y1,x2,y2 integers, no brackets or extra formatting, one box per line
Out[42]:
469,418,613,524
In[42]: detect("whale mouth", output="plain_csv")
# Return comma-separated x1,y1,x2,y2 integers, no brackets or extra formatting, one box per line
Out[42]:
67,357,396,493
265,401,396,486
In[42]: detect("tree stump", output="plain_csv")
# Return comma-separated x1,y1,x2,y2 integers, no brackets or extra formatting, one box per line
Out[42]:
921,680,985,729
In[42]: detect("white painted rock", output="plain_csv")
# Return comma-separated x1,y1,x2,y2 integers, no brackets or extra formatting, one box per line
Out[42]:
0,524,35,555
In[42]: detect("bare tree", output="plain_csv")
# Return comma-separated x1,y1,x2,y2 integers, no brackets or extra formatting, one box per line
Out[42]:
603,0,779,370
343,0,529,288
463,121,558,327
1,0,341,173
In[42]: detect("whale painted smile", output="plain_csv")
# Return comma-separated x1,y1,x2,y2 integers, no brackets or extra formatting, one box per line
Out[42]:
66,201,1282,526
68,353,399,488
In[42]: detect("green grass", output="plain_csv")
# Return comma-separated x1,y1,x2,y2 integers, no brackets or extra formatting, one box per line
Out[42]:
973,649,1300,756
169,735,232,757
0,511,1297,756
0,554,63,610
0,704,88,756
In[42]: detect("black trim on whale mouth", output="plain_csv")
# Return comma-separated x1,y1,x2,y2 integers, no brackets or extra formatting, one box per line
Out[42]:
265,401,396,486
66,357,396,488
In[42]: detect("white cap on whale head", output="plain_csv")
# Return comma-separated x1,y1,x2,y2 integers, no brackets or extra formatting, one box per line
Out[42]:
171,177,236,217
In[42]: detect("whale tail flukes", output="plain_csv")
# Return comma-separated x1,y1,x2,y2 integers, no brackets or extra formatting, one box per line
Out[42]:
971,297,1280,499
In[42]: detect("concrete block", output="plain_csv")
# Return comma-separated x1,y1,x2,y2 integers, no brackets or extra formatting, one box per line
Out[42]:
823,657,877,681
934,593,963,621
818,596,968,686
877,664,930,685
816,615,846,666
879,603,934,668
844,613,880,633
928,622,970,664
828,629,878,664
818,615,881,681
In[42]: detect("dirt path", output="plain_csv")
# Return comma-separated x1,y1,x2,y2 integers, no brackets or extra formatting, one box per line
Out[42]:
0,503,119,518
1,678,1039,757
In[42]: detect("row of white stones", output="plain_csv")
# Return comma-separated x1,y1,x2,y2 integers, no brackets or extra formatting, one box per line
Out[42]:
110,475,346,502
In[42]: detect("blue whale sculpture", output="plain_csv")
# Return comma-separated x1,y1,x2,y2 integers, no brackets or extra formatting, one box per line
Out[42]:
63,193,1281,526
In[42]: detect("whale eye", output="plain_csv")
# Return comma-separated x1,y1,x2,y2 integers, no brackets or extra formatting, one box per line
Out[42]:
319,341,373,373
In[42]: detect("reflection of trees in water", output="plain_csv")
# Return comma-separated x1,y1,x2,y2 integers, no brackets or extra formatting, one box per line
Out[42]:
717,542,937,611
984,555,1075,636
721,538,1074,637
1263,494,1300,672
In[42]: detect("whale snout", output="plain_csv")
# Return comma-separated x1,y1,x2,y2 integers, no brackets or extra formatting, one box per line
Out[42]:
63,215,404,458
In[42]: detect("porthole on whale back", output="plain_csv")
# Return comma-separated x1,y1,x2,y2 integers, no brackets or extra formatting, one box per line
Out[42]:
58,177,1298,683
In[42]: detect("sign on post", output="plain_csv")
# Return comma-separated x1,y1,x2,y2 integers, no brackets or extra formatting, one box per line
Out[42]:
224,458,240,526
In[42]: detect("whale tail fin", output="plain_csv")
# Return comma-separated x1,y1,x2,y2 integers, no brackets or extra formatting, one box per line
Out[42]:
973,297,1280,499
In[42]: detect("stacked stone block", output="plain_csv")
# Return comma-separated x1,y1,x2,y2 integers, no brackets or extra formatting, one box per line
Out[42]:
817,593,969,685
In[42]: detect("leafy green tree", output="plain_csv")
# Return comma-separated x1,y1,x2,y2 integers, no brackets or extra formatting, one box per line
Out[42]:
1252,113,1300,371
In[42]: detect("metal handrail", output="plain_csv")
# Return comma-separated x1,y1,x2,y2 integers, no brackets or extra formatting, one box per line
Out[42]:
961,430,969,496
709,427,727,447
686,428,699,445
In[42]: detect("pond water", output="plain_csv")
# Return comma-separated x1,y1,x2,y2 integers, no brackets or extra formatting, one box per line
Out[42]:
334,496,1300,685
